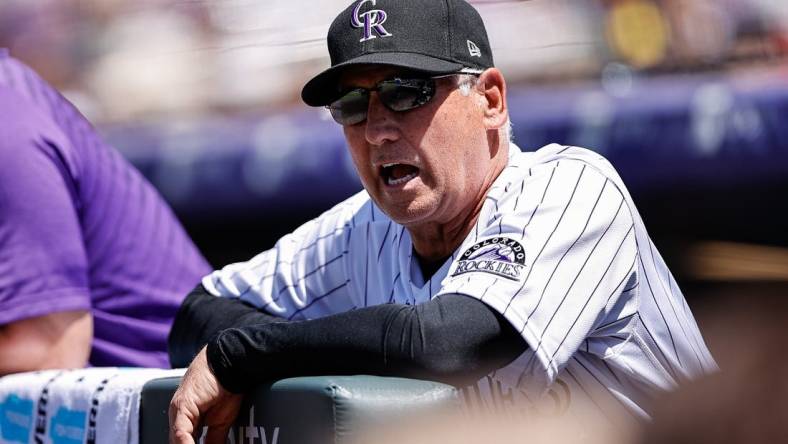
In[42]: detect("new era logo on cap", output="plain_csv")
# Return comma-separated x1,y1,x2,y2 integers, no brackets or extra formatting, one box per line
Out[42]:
351,0,393,42
467,40,481,57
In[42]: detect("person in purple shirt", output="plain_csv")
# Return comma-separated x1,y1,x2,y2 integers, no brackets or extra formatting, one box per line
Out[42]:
0,50,211,373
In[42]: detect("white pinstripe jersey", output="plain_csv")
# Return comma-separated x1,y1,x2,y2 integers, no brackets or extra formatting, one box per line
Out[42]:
204,143,717,422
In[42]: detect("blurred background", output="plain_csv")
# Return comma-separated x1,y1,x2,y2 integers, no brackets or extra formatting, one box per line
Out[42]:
1,0,786,332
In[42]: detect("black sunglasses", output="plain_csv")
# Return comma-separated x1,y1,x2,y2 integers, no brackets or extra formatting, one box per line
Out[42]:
327,75,457,126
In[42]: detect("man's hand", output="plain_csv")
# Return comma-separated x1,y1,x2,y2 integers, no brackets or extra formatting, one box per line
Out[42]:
169,347,243,444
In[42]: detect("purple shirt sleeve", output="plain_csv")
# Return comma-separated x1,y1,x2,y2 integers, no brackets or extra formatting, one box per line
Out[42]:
0,87,91,325
0,52,212,367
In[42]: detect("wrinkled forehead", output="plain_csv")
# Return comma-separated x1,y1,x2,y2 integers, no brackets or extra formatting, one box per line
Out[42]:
337,64,428,89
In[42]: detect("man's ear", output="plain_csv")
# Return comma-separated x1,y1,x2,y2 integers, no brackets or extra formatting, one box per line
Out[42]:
477,68,508,131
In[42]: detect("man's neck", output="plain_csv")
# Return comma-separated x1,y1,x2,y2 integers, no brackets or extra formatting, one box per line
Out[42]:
408,193,487,262
408,142,510,264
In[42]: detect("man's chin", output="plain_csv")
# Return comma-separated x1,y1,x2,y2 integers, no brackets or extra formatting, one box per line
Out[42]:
379,202,440,228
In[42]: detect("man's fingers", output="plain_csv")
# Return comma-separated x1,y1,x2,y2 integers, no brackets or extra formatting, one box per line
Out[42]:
203,398,242,444
172,428,197,444
168,348,242,444
169,399,198,444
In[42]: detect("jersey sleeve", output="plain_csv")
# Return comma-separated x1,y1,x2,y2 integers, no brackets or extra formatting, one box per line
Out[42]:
435,158,638,391
0,96,91,325
202,195,364,321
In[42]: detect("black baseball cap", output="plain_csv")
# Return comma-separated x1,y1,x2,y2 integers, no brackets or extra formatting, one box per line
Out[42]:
301,0,494,106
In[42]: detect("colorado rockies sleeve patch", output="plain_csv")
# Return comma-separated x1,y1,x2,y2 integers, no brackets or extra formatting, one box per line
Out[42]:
452,237,526,281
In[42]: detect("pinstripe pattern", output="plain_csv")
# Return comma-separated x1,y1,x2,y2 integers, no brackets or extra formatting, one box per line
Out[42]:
204,143,716,421
437,144,715,420
544,224,635,368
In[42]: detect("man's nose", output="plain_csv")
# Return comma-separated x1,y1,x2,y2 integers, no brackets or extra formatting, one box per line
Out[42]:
364,92,399,146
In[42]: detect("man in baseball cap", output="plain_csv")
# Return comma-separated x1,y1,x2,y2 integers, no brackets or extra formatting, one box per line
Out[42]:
169,1,715,442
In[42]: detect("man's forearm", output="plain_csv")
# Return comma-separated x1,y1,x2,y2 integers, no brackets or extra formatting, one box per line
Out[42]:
0,311,92,375
206,295,527,393
168,285,287,368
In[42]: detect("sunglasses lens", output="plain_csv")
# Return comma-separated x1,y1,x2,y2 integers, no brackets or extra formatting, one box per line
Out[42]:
328,78,437,125
378,79,435,112
329,89,369,125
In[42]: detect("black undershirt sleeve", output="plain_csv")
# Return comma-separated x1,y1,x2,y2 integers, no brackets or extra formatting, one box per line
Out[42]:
168,284,287,368
203,293,527,393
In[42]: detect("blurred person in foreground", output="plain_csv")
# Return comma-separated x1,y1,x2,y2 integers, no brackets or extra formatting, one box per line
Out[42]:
639,295,788,444
0,49,211,373
168,0,716,441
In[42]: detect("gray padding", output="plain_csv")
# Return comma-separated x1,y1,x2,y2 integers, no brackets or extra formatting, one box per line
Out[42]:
140,375,459,444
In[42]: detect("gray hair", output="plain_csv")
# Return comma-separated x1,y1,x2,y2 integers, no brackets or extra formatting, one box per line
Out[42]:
456,74,478,97
455,74,514,143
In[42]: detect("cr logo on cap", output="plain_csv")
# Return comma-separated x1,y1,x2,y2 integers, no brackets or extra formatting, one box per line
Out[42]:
351,0,392,43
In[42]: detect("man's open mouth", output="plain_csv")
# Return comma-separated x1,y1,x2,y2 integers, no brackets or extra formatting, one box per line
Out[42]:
380,163,419,186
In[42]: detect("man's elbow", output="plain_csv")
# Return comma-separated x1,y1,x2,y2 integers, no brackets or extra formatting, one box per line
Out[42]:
410,347,493,385
412,320,527,384
0,310,92,375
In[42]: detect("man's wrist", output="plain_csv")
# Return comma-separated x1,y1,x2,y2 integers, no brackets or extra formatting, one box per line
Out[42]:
205,332,248,394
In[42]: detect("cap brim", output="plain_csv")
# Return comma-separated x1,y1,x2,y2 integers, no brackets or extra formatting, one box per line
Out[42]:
301,52,465,106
